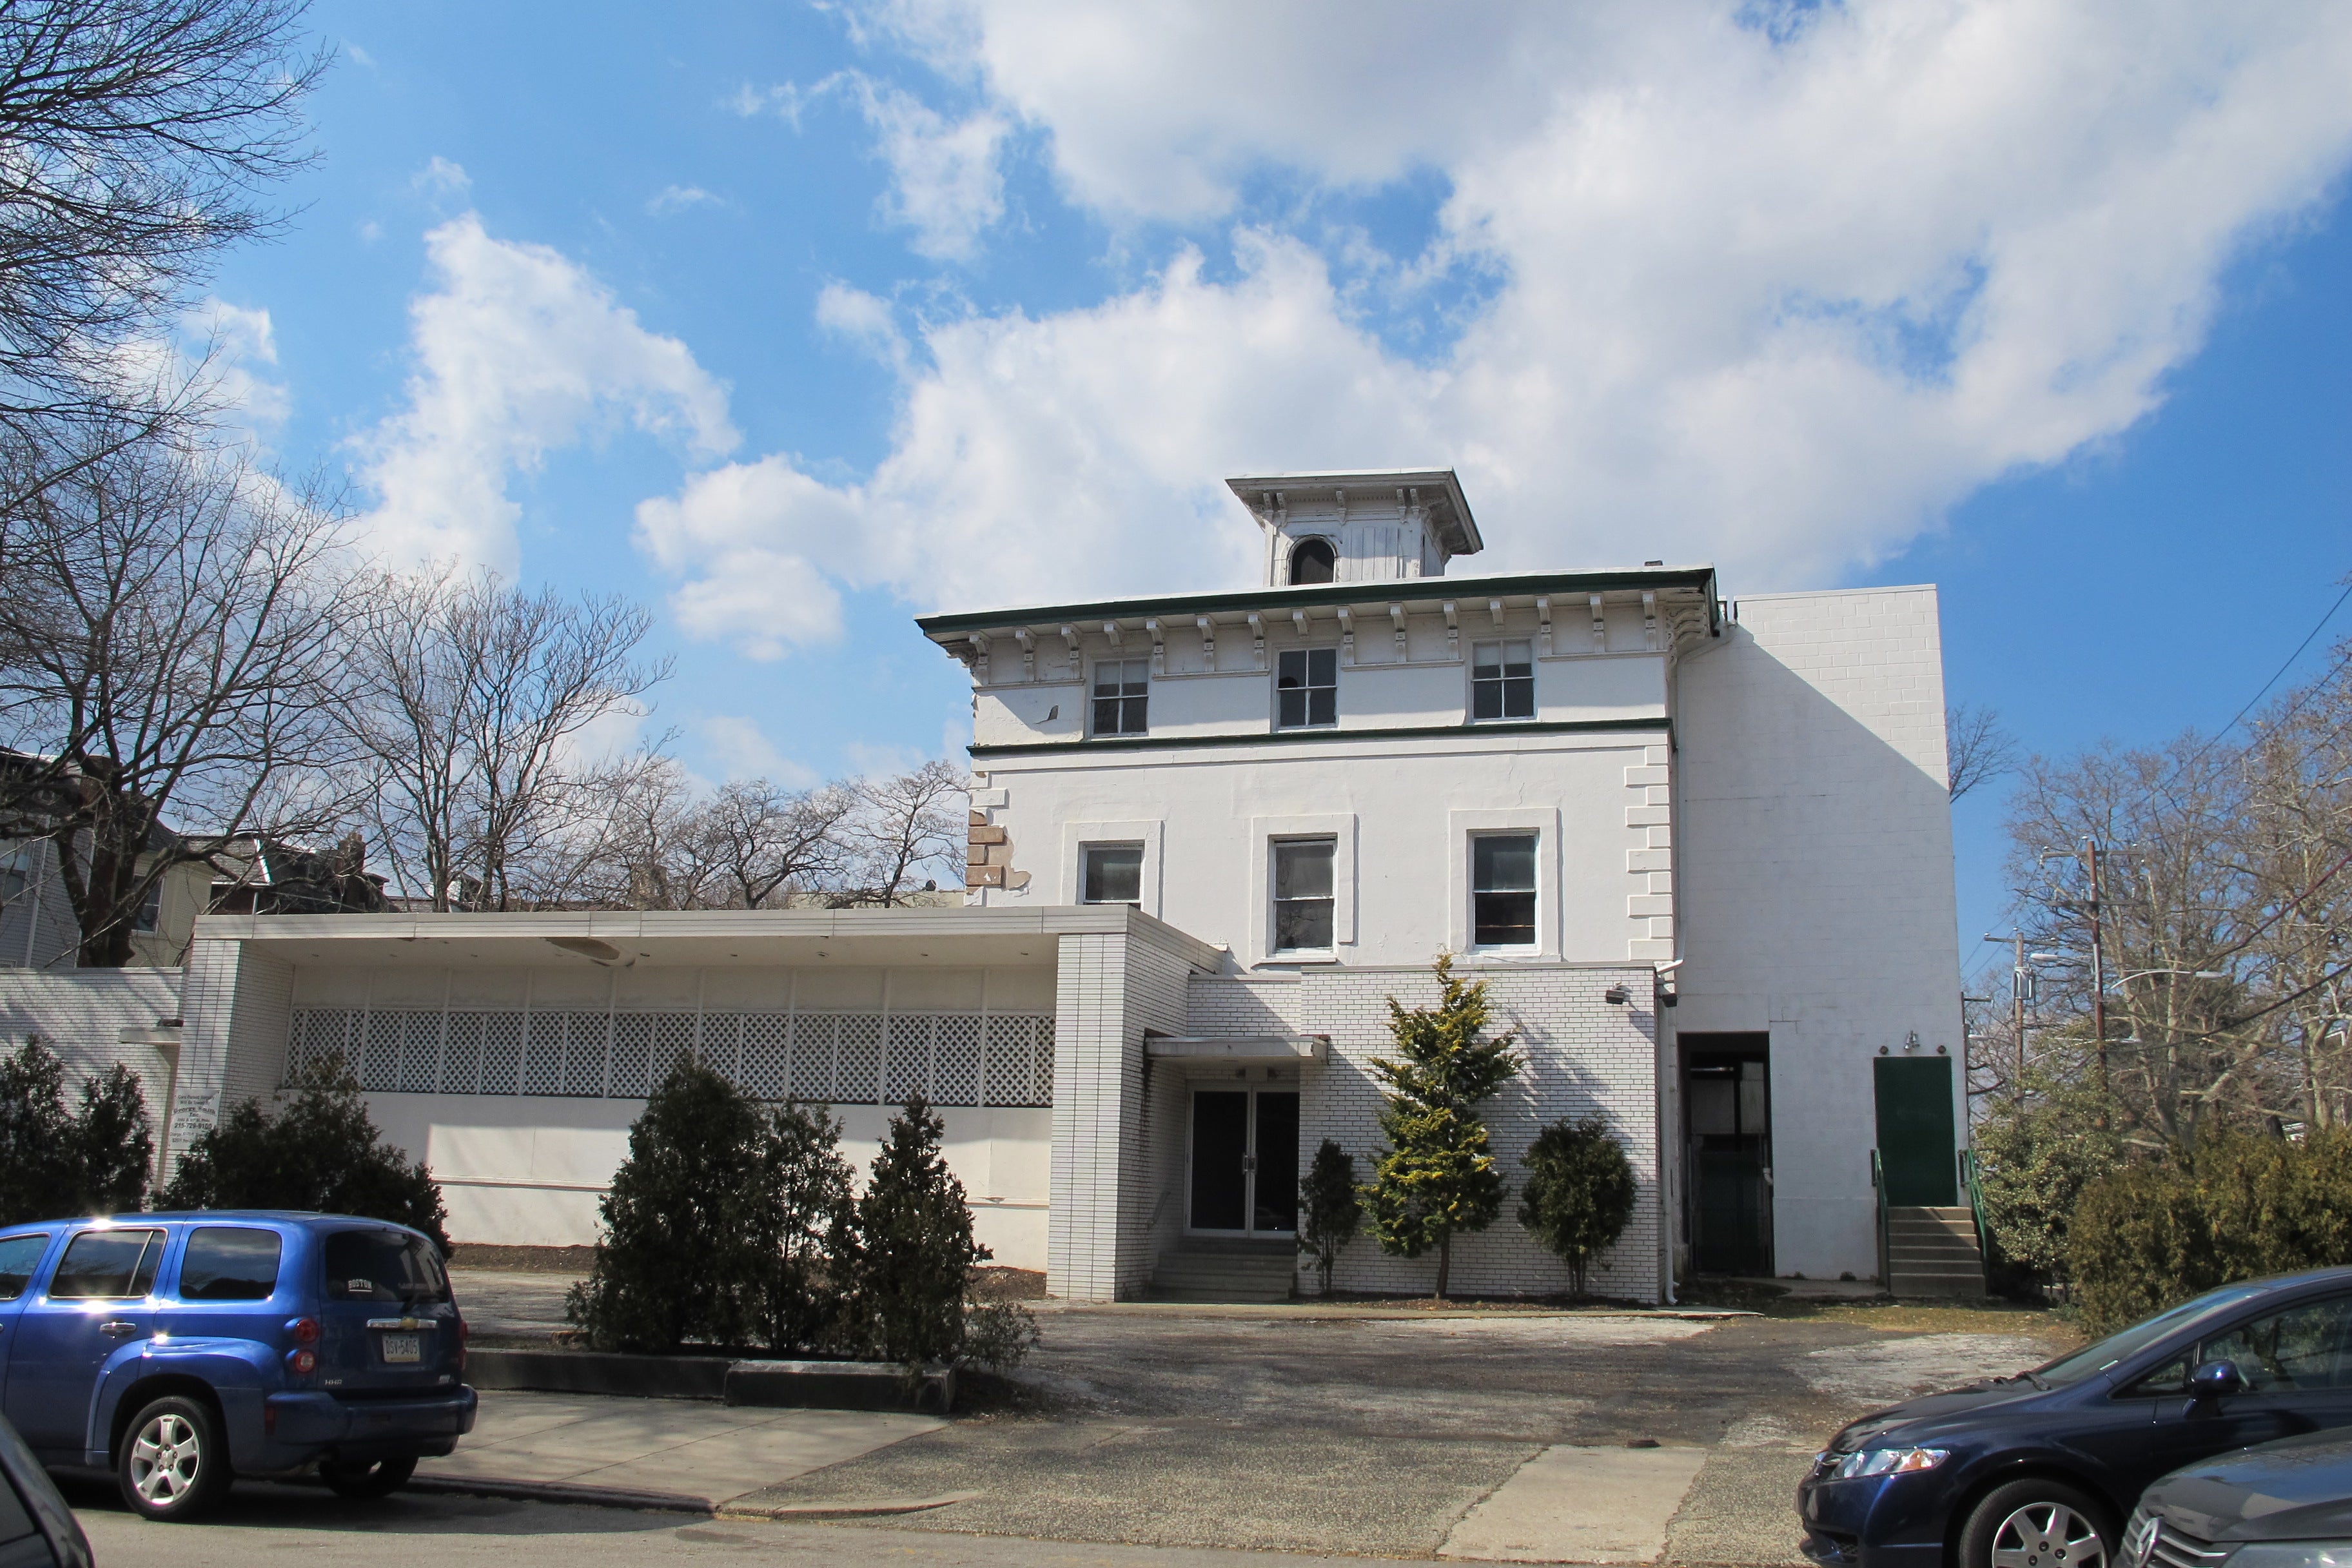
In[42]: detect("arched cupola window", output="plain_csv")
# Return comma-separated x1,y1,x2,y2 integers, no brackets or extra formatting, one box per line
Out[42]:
1289,537,1337,585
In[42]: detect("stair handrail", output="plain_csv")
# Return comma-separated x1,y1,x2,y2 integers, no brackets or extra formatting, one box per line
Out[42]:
1960,1147,1990,1268
1871,1148,1890,1289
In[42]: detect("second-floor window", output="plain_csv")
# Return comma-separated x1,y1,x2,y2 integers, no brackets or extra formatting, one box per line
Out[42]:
1081,843,1143,905
1276,647,1337,729
1272,838,1336,952
1472,834,1538,947
1472,640,1534,720
1092,659,1149,736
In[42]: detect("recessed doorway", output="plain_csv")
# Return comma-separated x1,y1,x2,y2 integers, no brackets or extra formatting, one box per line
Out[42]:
1681,1034,1772,1276
1188,1088,1300,1234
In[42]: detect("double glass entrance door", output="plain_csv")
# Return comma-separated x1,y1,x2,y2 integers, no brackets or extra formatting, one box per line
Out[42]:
1188,1088,1299,1233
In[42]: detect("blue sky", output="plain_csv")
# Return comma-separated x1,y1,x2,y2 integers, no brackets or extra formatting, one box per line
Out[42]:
199,2,2352,979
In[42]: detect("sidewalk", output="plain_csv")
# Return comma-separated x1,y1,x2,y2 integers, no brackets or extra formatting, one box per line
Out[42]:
418,1390,943,1510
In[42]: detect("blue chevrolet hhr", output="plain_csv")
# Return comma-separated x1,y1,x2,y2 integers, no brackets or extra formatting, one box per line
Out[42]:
0,1211,476,1521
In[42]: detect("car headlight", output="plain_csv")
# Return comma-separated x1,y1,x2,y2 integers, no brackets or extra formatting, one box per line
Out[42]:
1832,1447,1950,1480
2225,1545,2352,1568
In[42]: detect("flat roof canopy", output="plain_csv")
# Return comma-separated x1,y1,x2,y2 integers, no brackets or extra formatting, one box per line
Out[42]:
193,905,1223,974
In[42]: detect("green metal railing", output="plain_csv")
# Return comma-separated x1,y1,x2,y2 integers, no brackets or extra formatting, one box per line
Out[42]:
1960,1148,1990,1266
1871,1149,1889,1289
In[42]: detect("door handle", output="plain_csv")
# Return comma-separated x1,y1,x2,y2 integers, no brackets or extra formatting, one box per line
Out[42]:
99,1320,139,1337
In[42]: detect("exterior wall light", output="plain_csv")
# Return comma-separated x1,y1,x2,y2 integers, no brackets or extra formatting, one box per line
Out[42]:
1603,985,1629,1004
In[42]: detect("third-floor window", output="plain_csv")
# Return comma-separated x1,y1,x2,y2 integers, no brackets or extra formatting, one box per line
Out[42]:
1092,659,1149,736
1276,647,1337,729
1472,640,1534,720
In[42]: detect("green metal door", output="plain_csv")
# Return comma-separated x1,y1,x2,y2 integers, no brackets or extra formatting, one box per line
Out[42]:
1873,1057,1957,1206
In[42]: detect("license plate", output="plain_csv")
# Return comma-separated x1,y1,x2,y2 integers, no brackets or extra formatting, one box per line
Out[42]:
380,1333,421,1364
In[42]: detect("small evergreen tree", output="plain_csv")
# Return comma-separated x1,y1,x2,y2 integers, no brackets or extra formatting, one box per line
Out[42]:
161,1057,449,1255
0,1036,153,1224
1518,1115,1636,1296
1973,1072,2123,1290
1297,1138,1362,1295
567,1055,772,1351
1362,955,1524,1298
750,1097,857,1353
848,1097,994,1370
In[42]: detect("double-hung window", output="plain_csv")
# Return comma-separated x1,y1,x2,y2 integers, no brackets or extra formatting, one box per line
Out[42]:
1092,660,1149,736
1471,640,1534,721
1271,839,1336,953
1276,648,1337,729
1081,843,1143,905
1471,834,1538,947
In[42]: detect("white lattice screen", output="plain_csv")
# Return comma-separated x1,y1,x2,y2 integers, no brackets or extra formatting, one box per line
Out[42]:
286,1006,1055,1108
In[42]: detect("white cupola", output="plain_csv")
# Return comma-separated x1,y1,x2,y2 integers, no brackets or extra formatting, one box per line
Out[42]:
1228,469,1483,588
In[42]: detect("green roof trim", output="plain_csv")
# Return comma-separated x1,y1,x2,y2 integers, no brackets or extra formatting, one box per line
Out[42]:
969,715,1672,758
917,565,1720,639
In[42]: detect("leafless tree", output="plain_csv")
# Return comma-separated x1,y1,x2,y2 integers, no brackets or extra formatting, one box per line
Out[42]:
699,778,854,909
345,569,671,912
838,758,965,906
1947,702,2019,801
0,0,328,429
0,428,361,963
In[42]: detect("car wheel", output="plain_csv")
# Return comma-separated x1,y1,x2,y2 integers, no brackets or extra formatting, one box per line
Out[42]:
116,1395,231,1522
319,1456,418,1500
1960,1479,2115,1568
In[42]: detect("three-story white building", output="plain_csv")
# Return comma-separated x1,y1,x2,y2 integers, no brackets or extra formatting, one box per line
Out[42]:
158,467,1970,1302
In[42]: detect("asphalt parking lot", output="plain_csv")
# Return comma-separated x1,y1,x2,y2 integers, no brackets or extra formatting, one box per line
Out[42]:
61,1284,2071,1563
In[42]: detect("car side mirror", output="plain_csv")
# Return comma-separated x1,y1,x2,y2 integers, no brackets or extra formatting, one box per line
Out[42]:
2187,1358,2246,1398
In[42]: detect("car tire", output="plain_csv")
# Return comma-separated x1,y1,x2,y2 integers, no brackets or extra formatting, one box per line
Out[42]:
320,1455,418,1500
1959,1478,2117,1568
116,1395,231,1522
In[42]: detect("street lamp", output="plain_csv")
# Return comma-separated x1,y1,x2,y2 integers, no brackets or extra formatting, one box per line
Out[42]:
2105,968,2228,992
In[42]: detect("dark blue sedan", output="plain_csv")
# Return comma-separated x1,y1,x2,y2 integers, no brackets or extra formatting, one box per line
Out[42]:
0,1211,476,1521
1799,1269,2352,1568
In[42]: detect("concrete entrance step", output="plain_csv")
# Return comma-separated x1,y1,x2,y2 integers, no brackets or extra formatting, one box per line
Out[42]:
1885,1204,1986,1298
1152,1239,1297,1303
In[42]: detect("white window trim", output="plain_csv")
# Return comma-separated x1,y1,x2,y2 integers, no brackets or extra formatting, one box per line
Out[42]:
1249,813,1357,965
1060,819,1163,917
1448,808,1560,960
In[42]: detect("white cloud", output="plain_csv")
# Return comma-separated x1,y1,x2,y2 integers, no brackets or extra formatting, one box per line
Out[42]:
814,280,908,370
188,299,289,431
696,715,821,786
355,213,738,571
647,184,723,217
412,155,473,202
845,75,1009,260
634,1,2352,631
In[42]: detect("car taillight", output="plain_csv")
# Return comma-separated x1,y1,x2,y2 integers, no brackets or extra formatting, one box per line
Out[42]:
288,1316,320,1346
288,1348,317,1375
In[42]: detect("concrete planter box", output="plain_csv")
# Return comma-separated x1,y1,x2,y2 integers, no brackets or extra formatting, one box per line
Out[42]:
467,1347,954,1412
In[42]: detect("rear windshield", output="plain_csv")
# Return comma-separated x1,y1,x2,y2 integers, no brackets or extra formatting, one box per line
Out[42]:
179,1227,283,1301
2035,1283,2271,1386
51,1228,164,1299
322,1229,448,1305
0,1235,48,1301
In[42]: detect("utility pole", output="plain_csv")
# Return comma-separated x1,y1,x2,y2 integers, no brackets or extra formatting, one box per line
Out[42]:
1983,932,2031,1099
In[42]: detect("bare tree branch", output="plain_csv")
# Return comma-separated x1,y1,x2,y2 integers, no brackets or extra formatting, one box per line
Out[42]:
1947,701,2019,801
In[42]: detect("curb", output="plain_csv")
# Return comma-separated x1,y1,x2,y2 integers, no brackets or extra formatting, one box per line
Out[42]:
716,1491,981,1520
407,1475,713,1514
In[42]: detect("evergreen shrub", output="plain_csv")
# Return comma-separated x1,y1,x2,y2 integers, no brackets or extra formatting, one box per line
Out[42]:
1297,1138,1361,1295
161,1058,449,1254
2070,1128,2352,1334
567,1055,777,1351
1362,954,1525,1299
1518,1115,1636,1296
1972,1075,2123,1293
0,1035,153,1223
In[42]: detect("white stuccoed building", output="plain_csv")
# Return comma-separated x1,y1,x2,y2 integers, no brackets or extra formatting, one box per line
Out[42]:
161,467,1971,1302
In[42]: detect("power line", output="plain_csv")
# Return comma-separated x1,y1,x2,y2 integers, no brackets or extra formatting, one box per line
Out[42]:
2192,577,2352,766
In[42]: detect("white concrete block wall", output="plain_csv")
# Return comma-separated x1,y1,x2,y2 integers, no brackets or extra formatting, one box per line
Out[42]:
1672,586,1964,1280
180,934,295,1170
0,968,186,1191
1179,963,1665,1300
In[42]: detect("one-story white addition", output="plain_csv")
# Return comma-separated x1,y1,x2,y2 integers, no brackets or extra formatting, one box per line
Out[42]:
163,469,1970,1302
